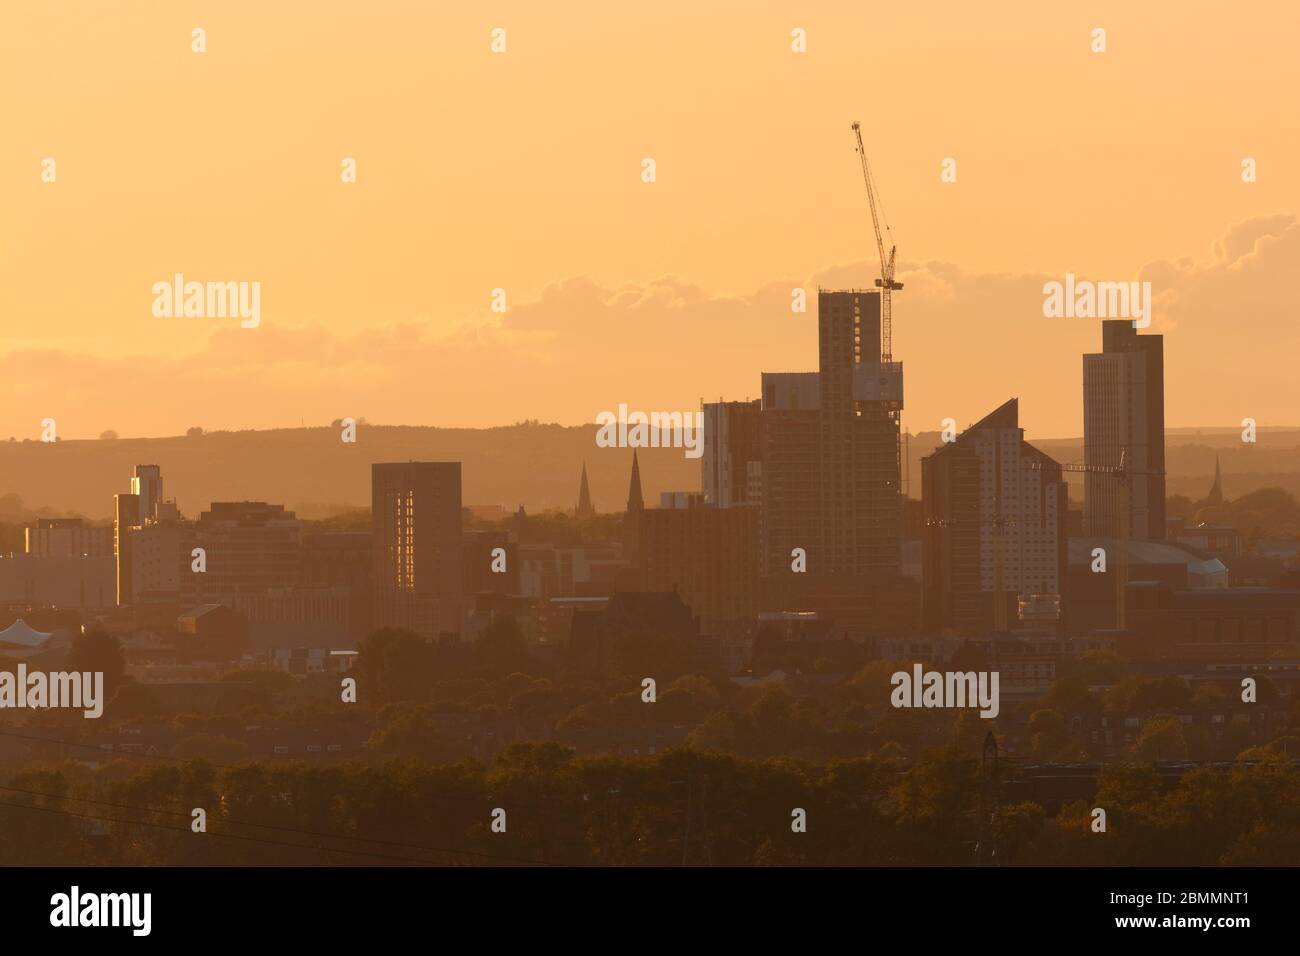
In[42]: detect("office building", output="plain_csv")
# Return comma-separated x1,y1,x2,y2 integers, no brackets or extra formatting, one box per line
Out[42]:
921,398,1068,632
182,502,303,605
114,464,177,606
1083,319,1165,539
757,372,820,575
131,464,164,523
464,529,520,595
372,461,464,639
637,491,759,633
25,518,112,558
0,553,115,610
702,399,762,508
304,530,373,638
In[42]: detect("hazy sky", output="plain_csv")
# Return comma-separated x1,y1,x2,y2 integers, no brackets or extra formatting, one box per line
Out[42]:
3,1,1297,440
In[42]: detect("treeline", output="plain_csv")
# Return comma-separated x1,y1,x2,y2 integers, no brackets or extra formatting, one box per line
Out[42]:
2,742,1296,866
10,635,1294,774
348,631,1299,766
1168,486,1300,540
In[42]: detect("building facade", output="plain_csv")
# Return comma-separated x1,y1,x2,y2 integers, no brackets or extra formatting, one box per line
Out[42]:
182,502,303,605
922,399,1068,633
372,461,464,639
815,290,903,577
1083,319,1166,540
758,372,820,576
757,292,903,579
25,518,112,558
637,493,759,633
702,399,762,508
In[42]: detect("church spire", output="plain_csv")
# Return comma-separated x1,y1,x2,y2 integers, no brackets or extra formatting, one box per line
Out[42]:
623,451,644,567
1206,455,1223,506
576,461,595,517
626,450,644,513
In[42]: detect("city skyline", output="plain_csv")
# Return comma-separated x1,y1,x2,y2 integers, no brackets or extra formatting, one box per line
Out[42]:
3,0,1299,893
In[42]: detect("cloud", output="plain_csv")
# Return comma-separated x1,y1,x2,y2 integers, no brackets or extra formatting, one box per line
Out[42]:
1212,214,1296,265
2,215,1295,439
1141,213,1300,329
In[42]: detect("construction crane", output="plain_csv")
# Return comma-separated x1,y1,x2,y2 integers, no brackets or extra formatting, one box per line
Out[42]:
851,121,903,363
1031,450,1164,629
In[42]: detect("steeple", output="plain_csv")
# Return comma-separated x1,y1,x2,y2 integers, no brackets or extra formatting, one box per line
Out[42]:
626,450,644,513
1205,455,1223,506
576,461,595,517
623,451,644,566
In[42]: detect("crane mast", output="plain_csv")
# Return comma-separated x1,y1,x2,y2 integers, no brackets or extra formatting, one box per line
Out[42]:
851,121,900,363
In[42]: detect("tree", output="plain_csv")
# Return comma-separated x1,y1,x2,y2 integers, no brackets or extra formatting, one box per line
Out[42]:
171,734,249,762
1027,709,1069,760
354,627,433,704
98,429,119,440
890,745,978,862
610,625,698,683
1130,715,1188,761
474,615,533,678
368,704,463,761
0,771,84,865
999,801,1046,863
1221,824,1300,865
186,426,204,438
64,627,126,698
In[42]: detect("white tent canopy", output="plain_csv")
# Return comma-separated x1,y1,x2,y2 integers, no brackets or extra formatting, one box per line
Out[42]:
0,619,55,649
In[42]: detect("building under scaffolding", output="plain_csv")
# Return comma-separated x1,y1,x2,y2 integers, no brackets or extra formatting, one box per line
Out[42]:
757,289,903,581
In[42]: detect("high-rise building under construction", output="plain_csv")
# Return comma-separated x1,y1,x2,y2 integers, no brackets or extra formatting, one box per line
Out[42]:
758,289,903,579
816,289,903,575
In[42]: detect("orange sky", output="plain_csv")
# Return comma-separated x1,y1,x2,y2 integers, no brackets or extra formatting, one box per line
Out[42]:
2,0,1298,441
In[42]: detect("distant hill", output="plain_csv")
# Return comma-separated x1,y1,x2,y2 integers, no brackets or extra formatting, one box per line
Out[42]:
3,424,1297,521
0,424,701,520
907,428,1300,506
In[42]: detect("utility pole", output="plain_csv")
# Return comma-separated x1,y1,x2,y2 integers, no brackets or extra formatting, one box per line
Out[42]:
975,731,1001,866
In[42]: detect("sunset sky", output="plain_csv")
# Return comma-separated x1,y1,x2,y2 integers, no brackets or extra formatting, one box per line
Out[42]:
3,0,1298,441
